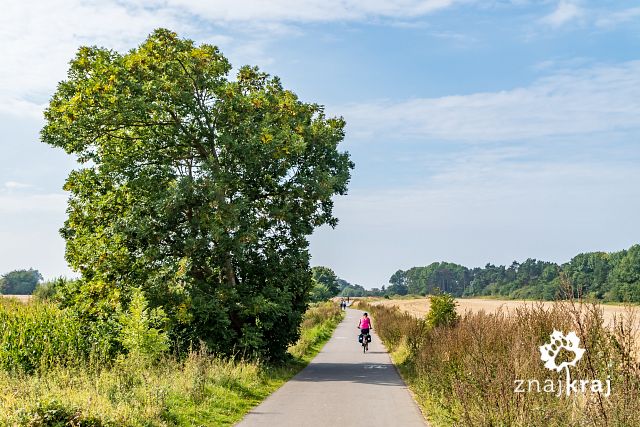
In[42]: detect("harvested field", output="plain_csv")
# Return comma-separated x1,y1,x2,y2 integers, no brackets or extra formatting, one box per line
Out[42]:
374,297,639,330
0,294,31,303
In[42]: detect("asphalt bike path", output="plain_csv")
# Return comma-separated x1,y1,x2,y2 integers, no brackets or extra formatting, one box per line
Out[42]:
236,308,427,427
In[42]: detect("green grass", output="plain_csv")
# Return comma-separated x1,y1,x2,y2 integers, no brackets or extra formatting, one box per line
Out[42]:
0,301,344,426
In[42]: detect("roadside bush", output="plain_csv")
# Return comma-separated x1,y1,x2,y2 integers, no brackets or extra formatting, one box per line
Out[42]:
118,289,169,365
299,302,342,330
365,304,425,351
0,290,172,374
426,292,458,328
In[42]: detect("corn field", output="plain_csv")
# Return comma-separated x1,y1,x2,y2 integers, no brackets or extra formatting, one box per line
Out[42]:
0,299,110,373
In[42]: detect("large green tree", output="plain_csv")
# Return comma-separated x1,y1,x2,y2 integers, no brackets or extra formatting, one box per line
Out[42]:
41,29,353,360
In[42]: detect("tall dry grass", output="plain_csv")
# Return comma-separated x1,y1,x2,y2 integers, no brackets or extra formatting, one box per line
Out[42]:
359,298,640,426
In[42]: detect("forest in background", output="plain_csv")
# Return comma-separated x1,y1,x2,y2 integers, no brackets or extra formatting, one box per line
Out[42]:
334,244,640,302
7,243,640,304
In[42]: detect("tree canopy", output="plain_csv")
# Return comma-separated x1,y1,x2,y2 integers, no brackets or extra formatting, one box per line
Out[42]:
388,244,640,302
311,266,340,296
0,269,42,295
41,29,353,360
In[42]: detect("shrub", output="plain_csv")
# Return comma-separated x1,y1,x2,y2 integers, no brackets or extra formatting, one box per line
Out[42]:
118,289,169,365
426,292,458,328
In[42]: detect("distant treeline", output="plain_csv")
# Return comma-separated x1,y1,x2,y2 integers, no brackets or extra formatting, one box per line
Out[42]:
0,269,42,295
336,244,640,302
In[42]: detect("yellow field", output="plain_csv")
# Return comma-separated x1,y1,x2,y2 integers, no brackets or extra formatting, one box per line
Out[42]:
373,297,639,330
0,294,31,303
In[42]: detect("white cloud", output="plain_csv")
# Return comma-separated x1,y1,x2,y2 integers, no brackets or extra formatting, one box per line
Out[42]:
595,7,640,28
430,31,477,45
0,1,194,118
542,1,582,27
1,1,460,119
340,60,640,142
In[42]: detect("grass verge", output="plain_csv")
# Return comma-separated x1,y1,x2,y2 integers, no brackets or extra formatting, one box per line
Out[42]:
0,301,344,426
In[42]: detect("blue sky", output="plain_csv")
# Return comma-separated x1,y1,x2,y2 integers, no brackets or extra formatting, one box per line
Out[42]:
1,1,639,288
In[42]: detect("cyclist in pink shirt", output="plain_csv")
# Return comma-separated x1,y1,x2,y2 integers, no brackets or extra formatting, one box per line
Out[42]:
358,312,372,337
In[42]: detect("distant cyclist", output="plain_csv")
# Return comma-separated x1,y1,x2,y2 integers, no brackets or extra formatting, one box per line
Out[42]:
357,312,372,340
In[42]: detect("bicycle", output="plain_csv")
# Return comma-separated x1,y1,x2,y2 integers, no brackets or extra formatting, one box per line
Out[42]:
359,329,371,353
